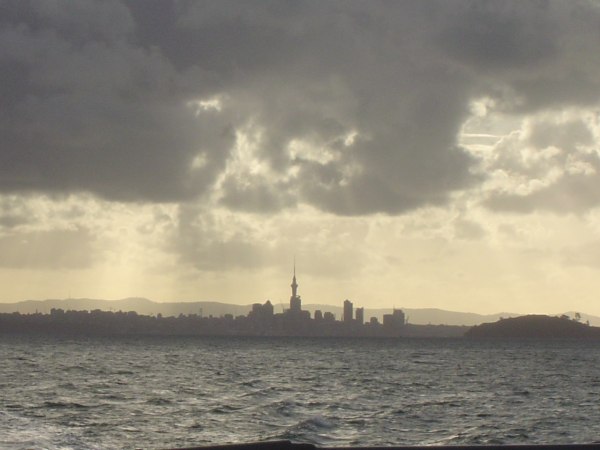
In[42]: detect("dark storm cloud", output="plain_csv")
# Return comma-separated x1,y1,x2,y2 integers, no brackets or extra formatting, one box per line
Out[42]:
437,1,600,112
1,0,599,214
0,0,233,202
439,2,559,71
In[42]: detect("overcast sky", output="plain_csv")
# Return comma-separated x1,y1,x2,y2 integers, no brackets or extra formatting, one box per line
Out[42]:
2,0,600,315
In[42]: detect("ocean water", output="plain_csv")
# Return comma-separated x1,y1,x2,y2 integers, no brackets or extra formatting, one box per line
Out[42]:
1,336,600,449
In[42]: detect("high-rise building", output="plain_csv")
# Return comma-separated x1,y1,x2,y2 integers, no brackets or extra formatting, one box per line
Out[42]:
355,307,364,325
263,300,274,316
393,308,405,325
343,299,353,323
249,300,274,321
383,309,405,328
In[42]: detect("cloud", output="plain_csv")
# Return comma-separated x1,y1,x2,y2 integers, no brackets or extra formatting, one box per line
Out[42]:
219,176,295,214
527,117,594,150
438,1,600,112
1,1,600,216
453,218,486,240
482,113,600,213
0,1,234,203
438,1,559,71
0,196,34,229
486,175,600,214
0,228,95,269
168,204,370,276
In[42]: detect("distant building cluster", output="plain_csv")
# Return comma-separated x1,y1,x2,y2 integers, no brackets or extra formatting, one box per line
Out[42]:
0,266,410,338
244,266,406,337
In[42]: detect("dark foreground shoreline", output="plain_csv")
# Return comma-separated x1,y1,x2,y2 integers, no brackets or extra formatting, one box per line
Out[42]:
169,440,600,450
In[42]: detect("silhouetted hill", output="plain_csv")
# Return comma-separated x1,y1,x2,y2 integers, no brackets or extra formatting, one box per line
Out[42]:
0,298,249,318
1,298,599,327
465,315,600,339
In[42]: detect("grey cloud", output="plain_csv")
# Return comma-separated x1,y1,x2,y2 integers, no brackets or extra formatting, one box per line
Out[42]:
511,75,600,112
439,1,559,71
0,214,29,229
34,0,134,42
484,117,600,214
489,118,595,177
439,1,600,111
0,196,36,229
169,205,367,276
220,177,296,214
299,168,432,216
485,174,600,214
0,2,234,203
0,228,95,269
169,205,278,271
1,1,600,215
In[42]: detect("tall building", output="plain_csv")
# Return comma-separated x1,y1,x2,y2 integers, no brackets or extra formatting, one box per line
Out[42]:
343,299,353,323
263,300,274,316
393,308,405,325
383,309,405,328
355,307,364,325
249,300,274,321
289,262,301,313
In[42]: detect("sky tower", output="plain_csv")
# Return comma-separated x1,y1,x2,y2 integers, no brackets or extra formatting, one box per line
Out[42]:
290,259,301,312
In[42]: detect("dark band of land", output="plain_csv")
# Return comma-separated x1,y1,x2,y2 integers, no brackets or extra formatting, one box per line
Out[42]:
0,308,467,338
3,310,600,339
465,314,600,339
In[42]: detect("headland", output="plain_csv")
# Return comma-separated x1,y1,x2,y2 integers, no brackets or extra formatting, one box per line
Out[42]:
466,314,600,339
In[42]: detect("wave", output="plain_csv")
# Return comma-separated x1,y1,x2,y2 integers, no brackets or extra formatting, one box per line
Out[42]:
41,400,93,410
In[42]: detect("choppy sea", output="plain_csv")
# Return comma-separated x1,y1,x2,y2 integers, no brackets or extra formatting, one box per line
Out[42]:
2,335,600,449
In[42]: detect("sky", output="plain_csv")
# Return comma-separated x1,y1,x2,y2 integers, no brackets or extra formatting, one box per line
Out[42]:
2,0,600,315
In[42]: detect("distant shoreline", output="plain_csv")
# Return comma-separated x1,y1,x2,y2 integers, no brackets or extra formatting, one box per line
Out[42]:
0,310,468,338
3,311,598,340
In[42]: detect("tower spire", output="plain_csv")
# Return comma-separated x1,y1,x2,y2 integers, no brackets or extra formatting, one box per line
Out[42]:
291,257,298,297
290,257,300,312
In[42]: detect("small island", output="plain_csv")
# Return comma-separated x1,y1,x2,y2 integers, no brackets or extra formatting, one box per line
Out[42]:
465,314,600,339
